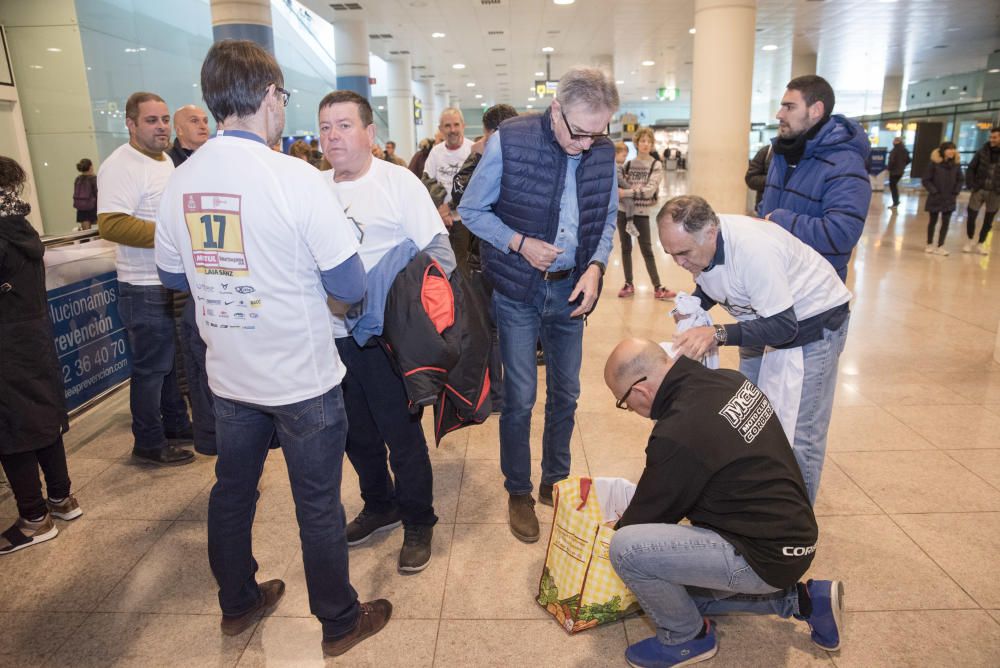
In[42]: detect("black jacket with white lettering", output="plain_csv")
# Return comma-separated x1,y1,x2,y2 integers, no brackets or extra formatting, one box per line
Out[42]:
616,356,818,589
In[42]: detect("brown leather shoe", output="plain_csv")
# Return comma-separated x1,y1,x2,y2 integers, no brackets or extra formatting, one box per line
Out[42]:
508,493,539,543
538,483,554,507
322,599,392,657
220,579,285,636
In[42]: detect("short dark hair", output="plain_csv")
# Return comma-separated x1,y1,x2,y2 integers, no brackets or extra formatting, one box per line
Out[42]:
318,90,373,126
786,75,835,116
201,40,283,123
657,195,719,234
76,158,93,173
991,126,1000,134
0,156,27,194
125,92,166,122
482,104,518,131
385,140,396,148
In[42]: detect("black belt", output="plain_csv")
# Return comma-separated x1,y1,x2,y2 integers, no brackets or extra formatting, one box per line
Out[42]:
542,269,573,281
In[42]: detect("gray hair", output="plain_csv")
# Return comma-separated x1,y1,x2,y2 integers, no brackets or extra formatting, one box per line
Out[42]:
657,195,719,234
439,107,465,124
556,67,620,113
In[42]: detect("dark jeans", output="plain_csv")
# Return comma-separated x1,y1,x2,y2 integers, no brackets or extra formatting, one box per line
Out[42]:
117,282,191,451
335,337,437,527
179,298,216,452
616,212,661,287
0,436,71,520
208,387,359,638
927,211,953,246
967,207,996,244
888,174,902,206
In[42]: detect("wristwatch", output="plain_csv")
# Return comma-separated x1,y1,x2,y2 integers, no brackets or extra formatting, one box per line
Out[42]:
713,324,728,346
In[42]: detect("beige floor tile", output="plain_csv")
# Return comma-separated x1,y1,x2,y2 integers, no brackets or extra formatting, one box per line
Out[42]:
988,609,1000,625
922,370,1000,405
74,458,215,521
97,519,301,615
833,610,1000,668
0,518,170,612
947,449,1000,489
277,524,453,620
892,512,1000,608
64,412,135,460
577,409,654,460
0,611,89,659
587,456,646,483
434,619,627,667
831,382,875,408
831,450,1000,513
812,460,881,517
826,405,933,452
441,523,551,620
985,404,1000,418
421,411,470,459
840,377,973,408
807,515,975,611
453,458,572,524
885,404,1000,449
238,616,437,667
46,611,250,667
624,616,833,667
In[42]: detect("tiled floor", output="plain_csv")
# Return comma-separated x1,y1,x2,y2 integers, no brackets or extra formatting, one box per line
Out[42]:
2,178,999,666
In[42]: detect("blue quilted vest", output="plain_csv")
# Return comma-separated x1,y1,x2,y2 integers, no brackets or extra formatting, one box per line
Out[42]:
483,109,615,302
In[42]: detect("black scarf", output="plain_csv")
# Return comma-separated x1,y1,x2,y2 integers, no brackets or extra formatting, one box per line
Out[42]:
0,189,30,218
773,116,829,166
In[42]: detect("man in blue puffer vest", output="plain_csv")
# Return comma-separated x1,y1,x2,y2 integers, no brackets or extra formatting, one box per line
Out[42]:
758,75,871,283
459,67,619,543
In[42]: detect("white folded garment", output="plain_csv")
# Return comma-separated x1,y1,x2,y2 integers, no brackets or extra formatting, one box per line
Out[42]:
673,291,719,369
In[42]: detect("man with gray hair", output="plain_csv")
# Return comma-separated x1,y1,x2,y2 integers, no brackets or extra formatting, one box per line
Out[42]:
458,67,619,542
424,107,474,274
657,195,852,505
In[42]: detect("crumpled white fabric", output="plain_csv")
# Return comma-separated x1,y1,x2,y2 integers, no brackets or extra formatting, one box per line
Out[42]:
625,219,640,238
672,291,720,369
756,346,804,446
593,477,637,524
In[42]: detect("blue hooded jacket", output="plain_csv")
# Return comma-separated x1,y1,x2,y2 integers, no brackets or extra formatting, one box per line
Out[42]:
758,114,871,282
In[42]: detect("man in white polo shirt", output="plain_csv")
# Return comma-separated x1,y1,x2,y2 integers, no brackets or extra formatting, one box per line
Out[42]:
98,91,193,467
155,39,390,657
424,107,473,275
658,195,851,505
318,90,455,574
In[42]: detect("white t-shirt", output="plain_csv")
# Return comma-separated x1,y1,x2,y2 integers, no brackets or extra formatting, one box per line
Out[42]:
423,137,473,206
155,134,359,406
97,143,174,285
695,214,851,323
328,157,448,338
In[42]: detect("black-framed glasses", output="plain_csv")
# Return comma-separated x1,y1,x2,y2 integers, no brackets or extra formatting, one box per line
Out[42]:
559,106,610,141
270,84,291,107
615,376,647,410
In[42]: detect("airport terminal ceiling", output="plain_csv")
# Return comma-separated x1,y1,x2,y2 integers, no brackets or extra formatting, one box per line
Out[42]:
301,0,1000,123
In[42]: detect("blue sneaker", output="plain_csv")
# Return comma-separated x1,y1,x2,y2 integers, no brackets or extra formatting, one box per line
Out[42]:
625,620,718,668
806,579,844,651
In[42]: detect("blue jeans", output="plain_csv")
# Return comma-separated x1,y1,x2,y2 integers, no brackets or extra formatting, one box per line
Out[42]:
208,386,360,638
117,282,191,451
739,314,851,504
493,277,584,495
610,524,801,645
179,297,216,452
335,337,437,527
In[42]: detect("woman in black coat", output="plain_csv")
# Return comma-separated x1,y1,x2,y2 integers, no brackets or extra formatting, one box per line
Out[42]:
0,156,81,556
921,141,963,255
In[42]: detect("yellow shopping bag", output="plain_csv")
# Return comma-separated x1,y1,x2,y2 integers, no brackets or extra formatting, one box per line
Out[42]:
537,476,641,633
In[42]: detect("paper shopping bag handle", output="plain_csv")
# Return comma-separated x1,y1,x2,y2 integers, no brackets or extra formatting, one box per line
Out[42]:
576,477,592,511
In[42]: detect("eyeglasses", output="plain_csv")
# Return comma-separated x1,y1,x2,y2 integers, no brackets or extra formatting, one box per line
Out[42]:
559,105,610,141
615,376,647,410
270,84,291,107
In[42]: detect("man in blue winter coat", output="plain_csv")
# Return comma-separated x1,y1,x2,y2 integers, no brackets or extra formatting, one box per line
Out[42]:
758,75,871,283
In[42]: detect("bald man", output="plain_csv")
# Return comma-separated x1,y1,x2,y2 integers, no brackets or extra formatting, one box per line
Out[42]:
603,338,842,667
167,105,210,166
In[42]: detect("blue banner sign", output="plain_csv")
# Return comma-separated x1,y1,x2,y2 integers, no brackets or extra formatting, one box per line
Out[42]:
46,271,130,411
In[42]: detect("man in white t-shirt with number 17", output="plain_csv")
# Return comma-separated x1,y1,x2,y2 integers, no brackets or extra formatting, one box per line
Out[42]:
424,107,473,274
154,39,390,658
319,90,455,575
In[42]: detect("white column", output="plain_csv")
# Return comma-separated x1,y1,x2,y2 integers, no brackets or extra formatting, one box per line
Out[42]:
414,81,434,146
688,0,756,214
881,75,903,113
334,18,370,97
386,56,415,156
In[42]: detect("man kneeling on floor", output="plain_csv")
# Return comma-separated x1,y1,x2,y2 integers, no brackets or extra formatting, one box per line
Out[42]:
603,338,843,667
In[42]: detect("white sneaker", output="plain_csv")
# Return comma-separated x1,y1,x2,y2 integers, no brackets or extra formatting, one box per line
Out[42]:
962,241,973,253
934,246,950,256
977,243,989,256
924,245,934,254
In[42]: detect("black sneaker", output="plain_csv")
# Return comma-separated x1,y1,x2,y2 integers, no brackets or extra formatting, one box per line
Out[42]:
346,507,402,546
398,524,433,573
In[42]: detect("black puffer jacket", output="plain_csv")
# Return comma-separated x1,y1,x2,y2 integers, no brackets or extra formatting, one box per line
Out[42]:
922,149,963,213
965,143,1000,192
0,213,68,454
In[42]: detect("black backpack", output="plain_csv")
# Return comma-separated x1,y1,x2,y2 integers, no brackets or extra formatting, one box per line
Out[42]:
73,175,97,211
